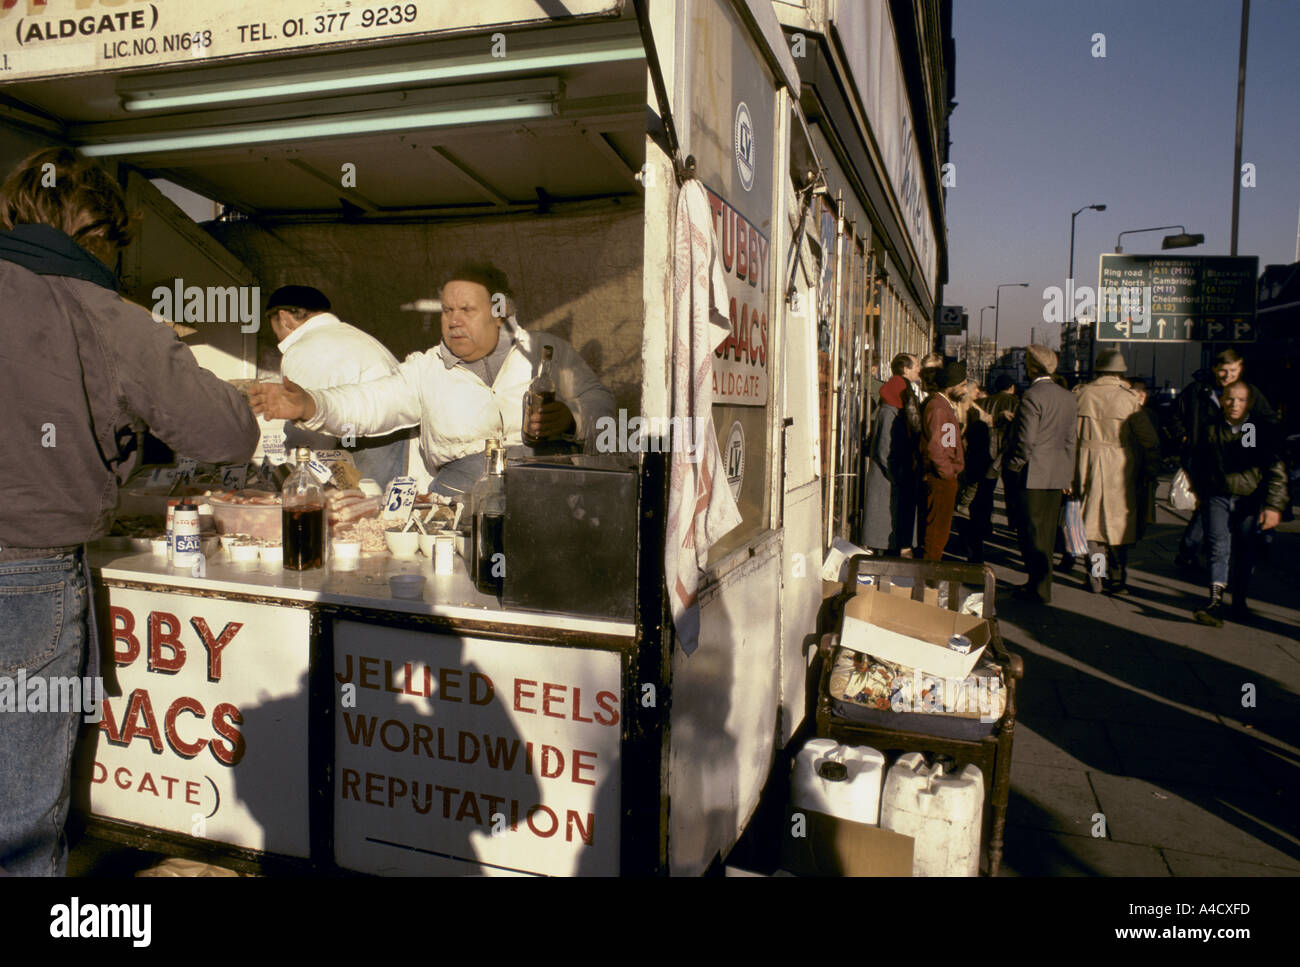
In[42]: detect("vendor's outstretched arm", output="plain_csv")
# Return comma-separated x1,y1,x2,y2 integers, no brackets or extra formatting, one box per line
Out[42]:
305,363,422,437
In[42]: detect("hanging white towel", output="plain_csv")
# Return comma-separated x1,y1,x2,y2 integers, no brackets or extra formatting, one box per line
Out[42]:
665,179,743,654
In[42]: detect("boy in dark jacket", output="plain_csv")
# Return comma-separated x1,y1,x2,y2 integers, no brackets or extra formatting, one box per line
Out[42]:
1187,381,1288,625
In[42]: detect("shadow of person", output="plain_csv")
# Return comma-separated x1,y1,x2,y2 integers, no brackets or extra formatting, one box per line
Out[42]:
657,594,743,875
322,621,551,876
996,607,1300,870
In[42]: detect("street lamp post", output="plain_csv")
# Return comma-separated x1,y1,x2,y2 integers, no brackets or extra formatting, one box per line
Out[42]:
1069,204,1106,372
977,305,994,382
994,282,1029,383
1115,225,1204,253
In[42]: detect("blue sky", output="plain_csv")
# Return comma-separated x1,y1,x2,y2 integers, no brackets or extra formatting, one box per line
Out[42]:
942,0,1300,348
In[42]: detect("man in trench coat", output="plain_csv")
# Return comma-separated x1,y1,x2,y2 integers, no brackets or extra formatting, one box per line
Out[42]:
1072,350,1161,593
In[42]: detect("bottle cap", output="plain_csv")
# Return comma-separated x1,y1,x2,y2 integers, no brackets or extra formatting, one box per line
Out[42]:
295,447,312,463
542,345,554,359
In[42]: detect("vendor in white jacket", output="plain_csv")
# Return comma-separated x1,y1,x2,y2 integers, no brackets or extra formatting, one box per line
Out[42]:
250,263,615,495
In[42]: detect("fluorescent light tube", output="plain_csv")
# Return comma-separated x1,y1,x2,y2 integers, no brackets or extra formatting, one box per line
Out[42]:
80,99,553,157
121,37,642,112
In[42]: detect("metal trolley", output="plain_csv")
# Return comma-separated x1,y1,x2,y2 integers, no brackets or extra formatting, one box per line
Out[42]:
816,556,1024,876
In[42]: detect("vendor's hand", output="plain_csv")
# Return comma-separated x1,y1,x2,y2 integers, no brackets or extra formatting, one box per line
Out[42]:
528,400,575,440
1260,508,1281,531
248,378,316,423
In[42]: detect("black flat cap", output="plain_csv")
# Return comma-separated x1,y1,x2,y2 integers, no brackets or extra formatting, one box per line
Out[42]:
940,360,967,389
265,285,331,313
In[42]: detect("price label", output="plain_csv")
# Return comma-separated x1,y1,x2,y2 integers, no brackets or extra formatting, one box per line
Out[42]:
175,457,199,481
220,465,248,490
379,475,418,523
307,458,334,486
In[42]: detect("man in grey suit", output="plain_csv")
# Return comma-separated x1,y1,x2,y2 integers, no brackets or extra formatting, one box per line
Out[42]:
1002,345,1078,603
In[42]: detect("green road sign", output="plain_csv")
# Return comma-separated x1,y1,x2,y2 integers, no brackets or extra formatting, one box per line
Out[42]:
1095,254,1258,342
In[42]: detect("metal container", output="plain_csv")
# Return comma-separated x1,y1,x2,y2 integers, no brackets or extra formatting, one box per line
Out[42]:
502,460,637,620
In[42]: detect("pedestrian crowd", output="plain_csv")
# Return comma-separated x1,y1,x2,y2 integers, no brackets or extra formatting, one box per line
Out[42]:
862,344,1290,625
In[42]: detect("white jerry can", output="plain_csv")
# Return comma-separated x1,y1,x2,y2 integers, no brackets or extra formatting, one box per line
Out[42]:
791,738,887,825
880,752,984,876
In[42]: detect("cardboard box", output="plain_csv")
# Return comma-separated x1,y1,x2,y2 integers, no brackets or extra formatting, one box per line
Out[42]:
840,586,989,679
781,806,914,876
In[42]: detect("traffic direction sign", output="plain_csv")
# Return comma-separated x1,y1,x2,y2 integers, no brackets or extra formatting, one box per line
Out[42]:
1095,254,1258,342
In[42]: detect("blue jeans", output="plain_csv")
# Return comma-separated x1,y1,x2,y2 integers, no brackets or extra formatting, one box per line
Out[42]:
1203,494,1262,596
0,553,87,876
1178,506,1204,557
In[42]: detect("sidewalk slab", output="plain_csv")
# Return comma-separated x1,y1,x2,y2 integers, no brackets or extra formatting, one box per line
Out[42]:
1090,773,1300,871
1012,718,1123,773
999,826,1170,877
1160,849,1300,877
1007,762,1099,835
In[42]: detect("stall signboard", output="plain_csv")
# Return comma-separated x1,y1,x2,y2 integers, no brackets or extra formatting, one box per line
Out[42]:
84,588,312,857
1096,255,1259,343
332,621,622,876
706,184,771,406
0,0,622,81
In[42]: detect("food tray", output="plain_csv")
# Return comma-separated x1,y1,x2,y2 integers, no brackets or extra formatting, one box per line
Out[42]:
209,491,281,541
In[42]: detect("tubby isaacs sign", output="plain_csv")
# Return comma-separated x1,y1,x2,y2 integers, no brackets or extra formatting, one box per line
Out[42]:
82,588,312,857
1096,254,1258,343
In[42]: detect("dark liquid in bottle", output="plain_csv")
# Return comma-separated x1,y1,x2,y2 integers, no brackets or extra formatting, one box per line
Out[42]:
283,505,325,570
522,390,558,447
472,512,505,595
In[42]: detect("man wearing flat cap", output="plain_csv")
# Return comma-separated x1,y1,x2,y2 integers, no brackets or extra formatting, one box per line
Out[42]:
1071,349,1160,593
918,360,968,560
1003,345,1077,603
266,285,411,487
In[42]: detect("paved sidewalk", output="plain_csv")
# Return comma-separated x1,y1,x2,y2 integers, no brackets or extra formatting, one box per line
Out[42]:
981,487,1300,876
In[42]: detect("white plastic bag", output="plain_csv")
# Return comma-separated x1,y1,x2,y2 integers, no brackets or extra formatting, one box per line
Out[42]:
1169,468,1197,511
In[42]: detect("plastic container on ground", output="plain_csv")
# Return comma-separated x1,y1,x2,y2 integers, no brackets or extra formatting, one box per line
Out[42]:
880,752,984,876
791,738,886,825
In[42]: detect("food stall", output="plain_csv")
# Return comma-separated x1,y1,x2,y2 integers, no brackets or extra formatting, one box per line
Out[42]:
0,0,821,875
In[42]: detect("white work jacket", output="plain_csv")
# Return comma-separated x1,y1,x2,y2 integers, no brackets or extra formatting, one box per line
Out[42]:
303,323,615,473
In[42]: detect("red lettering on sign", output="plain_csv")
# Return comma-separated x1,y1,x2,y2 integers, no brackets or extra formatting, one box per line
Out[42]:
359,656,379,689
737,219,748,280
542,682,565,719
185,781,200,806
748,226,759,287
164,696,208,758
148,611,185,673
97,696,122,743
572,749,598,786
513,678,537,713
721,206,735,273
738,303,751,362
210,702,245,767
470,672,494,705
594,690,620,726
120,688,164,753
111,606,139,666
571,688,594,723
439,667,463,703
190,617,241,683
